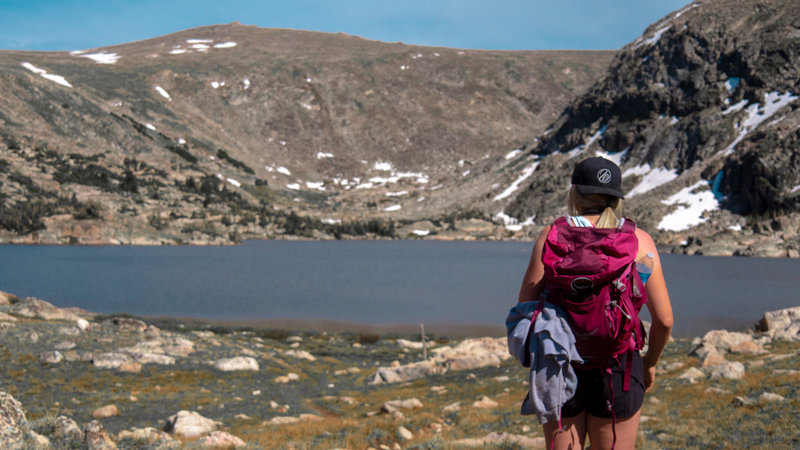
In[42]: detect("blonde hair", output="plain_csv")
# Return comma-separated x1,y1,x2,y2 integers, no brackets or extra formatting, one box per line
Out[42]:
568,186,623,228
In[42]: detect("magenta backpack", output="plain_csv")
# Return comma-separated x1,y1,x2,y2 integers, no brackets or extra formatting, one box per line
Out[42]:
541,217,648,369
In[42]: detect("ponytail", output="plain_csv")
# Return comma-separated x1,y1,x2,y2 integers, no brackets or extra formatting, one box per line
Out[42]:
568,186,623,228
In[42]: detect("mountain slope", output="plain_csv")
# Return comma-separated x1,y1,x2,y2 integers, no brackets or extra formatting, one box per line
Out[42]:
502,0,800,257
0,23,613,244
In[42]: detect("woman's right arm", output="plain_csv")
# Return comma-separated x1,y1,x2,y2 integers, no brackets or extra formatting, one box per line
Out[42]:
636,228,674,393
517,226,551,303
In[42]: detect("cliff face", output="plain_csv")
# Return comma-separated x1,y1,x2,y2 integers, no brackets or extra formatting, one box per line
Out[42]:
504,0,800,256
0,24,613,244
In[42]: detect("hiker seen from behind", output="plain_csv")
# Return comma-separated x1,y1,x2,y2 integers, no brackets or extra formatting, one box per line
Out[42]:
506,156,674,450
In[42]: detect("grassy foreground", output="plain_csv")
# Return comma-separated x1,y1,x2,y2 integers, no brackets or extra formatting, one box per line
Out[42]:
2,312,799,449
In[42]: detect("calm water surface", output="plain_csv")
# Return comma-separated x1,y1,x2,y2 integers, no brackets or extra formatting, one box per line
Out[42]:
1,241,798,337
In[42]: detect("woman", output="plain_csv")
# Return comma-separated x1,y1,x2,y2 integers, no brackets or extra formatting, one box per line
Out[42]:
518,157,673,450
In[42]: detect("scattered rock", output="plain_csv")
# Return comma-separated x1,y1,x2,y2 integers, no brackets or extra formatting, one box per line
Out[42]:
84,420,117,449
214,356,259,371
0,312,18,322
0,391,26,448
679,367,706,382
93,404,120,419
284,349,316,361
107,317,148,333
710,361,745,380
39,350,64,364
195,431,247,448
53,415,82,440
397,426,414,441
93,352,134,369
472,396,499,408
731,396,756,407
265,414,322,425
274,372,300,383
116,427,176,446
755,306,800,341
442,402,461,414
9,297,83,321
759,392,785,402
381,398,423,414
163,410,218,438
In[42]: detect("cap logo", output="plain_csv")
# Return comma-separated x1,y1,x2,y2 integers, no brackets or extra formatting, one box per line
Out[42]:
597,168,612,184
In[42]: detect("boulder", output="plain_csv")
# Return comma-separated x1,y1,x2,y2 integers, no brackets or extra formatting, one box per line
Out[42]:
53,415,82,440
39,350,64,364
214,357,259,371
284,349,316,361
84,420,117,450
93,353,134,369
472,396,499,408
0,312,17,322
381,398,423,414
678,367,706,382
195,431,247,448
692,330,764,361
755,306,800,341
370,337,509,384
0,290,12,305
93,404,119,419
106,317,148,333
710,361,745,380
163,411,218,438
0,391,26,448
117,427,176,446
369,360,444,384
9,297,81,321
397,426,414,441
273,373,300,383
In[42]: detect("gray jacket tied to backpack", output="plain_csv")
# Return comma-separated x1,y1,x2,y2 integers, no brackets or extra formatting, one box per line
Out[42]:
506,300,582,424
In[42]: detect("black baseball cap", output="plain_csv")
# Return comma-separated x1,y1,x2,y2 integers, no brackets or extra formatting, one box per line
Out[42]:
571,157,624,198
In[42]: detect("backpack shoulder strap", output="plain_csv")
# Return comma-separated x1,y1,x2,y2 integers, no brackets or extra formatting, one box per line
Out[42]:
620,218,637,234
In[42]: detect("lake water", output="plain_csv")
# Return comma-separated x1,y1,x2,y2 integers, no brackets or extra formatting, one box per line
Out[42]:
1,241,798,338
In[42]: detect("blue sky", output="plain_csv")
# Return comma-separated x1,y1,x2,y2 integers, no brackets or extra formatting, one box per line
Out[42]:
0,0,692,51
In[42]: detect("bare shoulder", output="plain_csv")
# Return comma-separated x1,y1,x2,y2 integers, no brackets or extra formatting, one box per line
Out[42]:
634,226,658,255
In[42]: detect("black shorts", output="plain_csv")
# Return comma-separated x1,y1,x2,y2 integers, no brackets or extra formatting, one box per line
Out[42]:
561,351,645,419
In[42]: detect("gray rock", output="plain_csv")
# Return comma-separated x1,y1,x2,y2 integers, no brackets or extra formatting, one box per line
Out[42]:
195,431,247,448
117,427,177,446
213,356,259,371
39,350,64,364
9,297,82,321
381,398,423,414
106,317,148,333
755,306,800,341
0,391,26,448
53,415,82,440
93,352,134,369
710,361,745,380
163,410,218,438
84,420,117,449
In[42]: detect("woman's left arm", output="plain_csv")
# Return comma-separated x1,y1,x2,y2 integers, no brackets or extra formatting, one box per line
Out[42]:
517,226,550,303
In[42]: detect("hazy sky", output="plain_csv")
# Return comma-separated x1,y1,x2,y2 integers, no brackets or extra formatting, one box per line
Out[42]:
0,0,692,52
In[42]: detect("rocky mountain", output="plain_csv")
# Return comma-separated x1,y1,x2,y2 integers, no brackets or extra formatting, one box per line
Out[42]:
502,0,800,257
0,23,612,244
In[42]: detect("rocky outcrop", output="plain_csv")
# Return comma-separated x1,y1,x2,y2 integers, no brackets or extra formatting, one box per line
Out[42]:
0,391,26,447
163,410,219,438
755,306,800,341
505,0,800,256
369,337,510,384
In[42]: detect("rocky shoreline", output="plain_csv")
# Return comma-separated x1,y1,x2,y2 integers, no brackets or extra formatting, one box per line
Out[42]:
1,290,799,448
